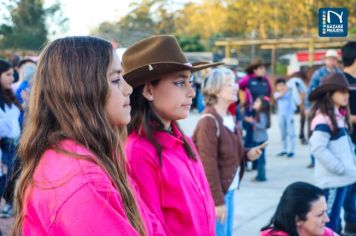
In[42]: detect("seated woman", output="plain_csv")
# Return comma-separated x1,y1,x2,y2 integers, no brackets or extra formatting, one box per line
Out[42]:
261,182,337,236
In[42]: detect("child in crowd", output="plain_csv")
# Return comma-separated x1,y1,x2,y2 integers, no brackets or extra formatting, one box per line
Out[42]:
274,78,296,158
252,96,271,182
309,73,356,233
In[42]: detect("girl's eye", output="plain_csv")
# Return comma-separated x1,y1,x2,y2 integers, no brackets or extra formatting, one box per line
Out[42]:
112,78,120,84
174,81,185,87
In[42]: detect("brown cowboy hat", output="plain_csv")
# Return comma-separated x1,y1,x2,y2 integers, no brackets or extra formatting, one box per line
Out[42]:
245,58,266,74
122,35,223,88
309,73,350,101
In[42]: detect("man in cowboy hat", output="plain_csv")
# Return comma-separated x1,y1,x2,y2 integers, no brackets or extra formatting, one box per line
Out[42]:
307,49,342,101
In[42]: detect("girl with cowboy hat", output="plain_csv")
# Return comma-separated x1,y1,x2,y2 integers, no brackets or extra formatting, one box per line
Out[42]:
13,36,160,236
308,72,356,233
122,35,221,236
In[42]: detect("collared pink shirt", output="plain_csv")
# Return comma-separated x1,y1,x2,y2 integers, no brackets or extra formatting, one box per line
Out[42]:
23,139,161,236
125,124,216,236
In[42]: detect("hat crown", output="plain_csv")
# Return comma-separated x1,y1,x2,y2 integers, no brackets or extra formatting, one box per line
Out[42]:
325,49,338,58
122,35,188,75
320,72,349,88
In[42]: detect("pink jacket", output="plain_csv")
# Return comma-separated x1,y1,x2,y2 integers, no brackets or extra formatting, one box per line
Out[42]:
239,74,272,111
260,227,335,236
125,124,216,236
23,139,162,236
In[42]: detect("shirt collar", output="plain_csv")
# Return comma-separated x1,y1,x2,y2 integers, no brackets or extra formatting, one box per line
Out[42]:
152,123,184,149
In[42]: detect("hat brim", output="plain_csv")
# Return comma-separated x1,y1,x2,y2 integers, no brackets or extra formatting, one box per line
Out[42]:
309,84,348,101
123,62,223,88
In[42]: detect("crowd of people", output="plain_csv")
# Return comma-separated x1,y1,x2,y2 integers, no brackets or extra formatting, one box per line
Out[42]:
0,35,355,236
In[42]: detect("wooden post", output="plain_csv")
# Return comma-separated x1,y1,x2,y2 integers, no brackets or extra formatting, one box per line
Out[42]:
225,44,231,58
308,38,315,66
271,46,276,75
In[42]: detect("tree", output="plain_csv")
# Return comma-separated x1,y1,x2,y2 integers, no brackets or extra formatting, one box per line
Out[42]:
92,0,178,47
177,35,205,52
0,0,67,50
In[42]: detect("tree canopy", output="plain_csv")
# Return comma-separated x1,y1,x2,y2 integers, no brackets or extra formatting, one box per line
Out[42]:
92,0,356,50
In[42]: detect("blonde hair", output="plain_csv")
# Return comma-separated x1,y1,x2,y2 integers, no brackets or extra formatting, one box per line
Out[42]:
202,67,236,106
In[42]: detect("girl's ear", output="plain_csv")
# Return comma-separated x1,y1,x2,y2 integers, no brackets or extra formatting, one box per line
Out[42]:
295,216,303,227
142,83,154,101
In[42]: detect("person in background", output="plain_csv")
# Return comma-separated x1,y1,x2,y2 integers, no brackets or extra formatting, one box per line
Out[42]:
15,62,36,127
306,49,343,168
239,58,272,170
252,96,271,182
341,41,356,235
261,182,337,236
308,73,356,233
287,71,308,145
193,67,262,236
8,54,21,83
0,59,22,218
274,78,296,158
11,59,36,94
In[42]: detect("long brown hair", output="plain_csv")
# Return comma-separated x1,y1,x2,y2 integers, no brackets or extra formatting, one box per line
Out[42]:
0,59,22,111
308,90,351,137
128,82,196,164
13,36,146,235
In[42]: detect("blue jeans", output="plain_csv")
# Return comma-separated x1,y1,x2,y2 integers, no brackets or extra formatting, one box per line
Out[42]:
243,110,256,169
255,143,266,180
344,183,356,224
216,190,235,236
278,114,296,154
343,147,356,224
324,186,348,233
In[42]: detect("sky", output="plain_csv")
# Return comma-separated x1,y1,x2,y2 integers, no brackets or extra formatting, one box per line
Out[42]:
46,0,132,36
45,0,196,36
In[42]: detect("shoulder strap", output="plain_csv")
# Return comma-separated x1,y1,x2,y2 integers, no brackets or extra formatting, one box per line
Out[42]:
199,113,220,137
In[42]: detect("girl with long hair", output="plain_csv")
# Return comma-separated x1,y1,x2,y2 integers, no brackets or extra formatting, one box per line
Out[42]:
308,73,356,233
14,36,149,235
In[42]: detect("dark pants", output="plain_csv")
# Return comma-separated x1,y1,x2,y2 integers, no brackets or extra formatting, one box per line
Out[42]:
1,139,20,205
343,147,356,227
243,109,256,169
243,120,257,169
3,157,21,204
255,141,266,180
324,186,348,233
299,111,306,140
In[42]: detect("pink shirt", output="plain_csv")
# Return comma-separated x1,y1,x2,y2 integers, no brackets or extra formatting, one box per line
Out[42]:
260,227,335,236
125,124,216,236
23,139,161,236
